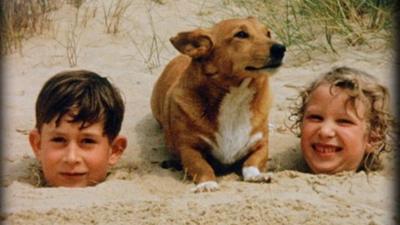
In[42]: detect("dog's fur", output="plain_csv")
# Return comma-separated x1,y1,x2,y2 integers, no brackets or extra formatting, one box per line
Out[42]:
151,17,285,192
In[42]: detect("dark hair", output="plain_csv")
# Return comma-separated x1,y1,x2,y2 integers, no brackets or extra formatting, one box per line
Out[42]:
289,66,394,171
35,70,125,141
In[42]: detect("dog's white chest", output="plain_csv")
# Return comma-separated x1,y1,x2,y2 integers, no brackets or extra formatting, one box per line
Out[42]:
202,78,263,164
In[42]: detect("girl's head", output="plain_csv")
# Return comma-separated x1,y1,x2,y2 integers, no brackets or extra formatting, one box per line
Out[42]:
290,66,393,173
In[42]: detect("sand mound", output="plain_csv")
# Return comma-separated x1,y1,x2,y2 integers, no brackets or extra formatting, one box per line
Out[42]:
2,1,396,224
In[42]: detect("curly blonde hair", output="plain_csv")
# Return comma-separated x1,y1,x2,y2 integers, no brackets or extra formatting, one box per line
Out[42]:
289,66,394,171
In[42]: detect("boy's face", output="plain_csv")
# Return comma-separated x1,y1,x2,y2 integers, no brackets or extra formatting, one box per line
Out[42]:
29,113,126,187
300,84,372,174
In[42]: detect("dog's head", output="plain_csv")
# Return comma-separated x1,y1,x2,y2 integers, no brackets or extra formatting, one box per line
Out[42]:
170,17,285,77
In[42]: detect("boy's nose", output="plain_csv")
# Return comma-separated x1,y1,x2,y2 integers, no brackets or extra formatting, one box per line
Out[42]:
64,143,81,164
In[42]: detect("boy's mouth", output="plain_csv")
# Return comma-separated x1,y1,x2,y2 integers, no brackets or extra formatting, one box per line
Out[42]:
60,172,87,177
312,143,341,154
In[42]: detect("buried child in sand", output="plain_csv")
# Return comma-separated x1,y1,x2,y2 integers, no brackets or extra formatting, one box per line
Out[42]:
290,66,394,174
28,70,127,187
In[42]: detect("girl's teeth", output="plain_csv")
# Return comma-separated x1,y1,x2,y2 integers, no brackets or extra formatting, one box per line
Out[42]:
315,145,337,153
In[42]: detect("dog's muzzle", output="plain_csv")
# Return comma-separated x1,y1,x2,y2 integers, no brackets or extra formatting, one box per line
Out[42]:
246,43,286,71
266,43,286,68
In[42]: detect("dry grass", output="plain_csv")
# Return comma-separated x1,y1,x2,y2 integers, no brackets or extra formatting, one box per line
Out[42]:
0,0,62,55
54,5,83,67
65,26,81,67
101,0,132,34
75,1,98,28
0,0,131,55
127,1,166,73
1,0,395,61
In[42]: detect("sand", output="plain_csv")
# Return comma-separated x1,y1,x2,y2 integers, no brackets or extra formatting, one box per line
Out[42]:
1,0,397,224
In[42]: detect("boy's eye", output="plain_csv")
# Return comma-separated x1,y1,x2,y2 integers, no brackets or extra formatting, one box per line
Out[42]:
81,138,97,145
51,137,66,143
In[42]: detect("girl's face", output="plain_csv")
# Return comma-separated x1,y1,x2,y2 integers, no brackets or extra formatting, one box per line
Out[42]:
300,83,373,174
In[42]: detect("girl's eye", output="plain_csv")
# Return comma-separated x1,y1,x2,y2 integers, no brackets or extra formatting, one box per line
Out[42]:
51,137,66,143
234,31,249,39
305,114,323,122
337,118,354,125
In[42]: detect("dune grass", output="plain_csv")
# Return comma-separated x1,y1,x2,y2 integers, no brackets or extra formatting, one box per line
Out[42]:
0,0,132,55
233,0,395,60
1,0,396,58
0,0,63,55
102,0,132,34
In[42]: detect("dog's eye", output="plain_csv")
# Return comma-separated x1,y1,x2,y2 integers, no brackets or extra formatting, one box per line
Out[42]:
266,31,271,38
234,31,249,39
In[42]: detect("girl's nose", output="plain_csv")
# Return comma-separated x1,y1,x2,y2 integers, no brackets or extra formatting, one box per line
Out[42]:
318,122,335,139
63,142,81,164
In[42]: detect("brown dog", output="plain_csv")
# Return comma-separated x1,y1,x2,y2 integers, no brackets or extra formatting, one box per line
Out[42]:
151,17,285,192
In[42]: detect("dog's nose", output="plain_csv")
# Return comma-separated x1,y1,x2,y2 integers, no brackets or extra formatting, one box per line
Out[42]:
270,44,286,59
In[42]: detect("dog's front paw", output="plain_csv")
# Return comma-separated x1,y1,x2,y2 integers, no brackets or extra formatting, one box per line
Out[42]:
242,166,271,183
191,181,219,193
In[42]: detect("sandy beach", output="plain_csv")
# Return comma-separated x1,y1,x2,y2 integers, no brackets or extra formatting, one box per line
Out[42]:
1,1,397,224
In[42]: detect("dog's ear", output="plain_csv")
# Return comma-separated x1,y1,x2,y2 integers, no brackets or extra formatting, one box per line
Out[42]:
170,29,214,59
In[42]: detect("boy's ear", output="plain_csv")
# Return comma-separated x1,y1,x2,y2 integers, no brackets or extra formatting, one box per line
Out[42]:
170,28,214,59
108,135,127,166
29,129,42,159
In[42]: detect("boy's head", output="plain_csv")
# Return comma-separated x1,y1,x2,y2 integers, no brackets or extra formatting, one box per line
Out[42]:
29,70,127,187
290,66,393,173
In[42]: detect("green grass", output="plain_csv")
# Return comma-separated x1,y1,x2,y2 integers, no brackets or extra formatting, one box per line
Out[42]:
233,0,395,60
